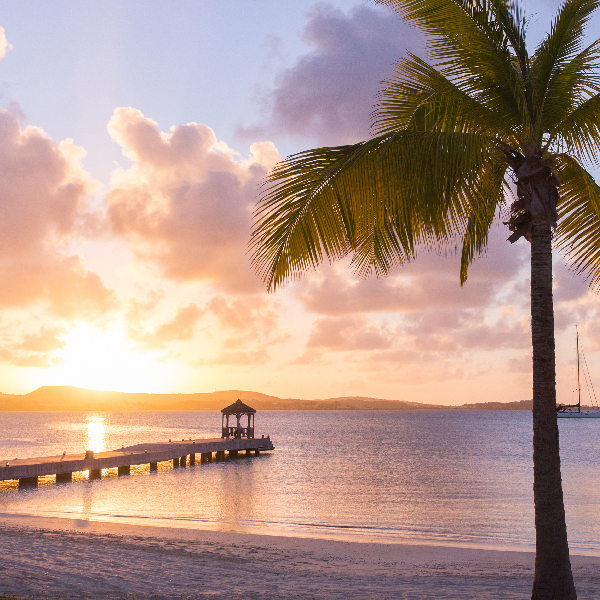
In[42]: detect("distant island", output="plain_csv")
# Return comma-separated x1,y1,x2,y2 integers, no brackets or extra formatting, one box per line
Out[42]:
0,386,534,411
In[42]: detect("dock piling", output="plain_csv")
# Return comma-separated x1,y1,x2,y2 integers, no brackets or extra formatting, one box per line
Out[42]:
173,457,180,468
180,455,187,467
56,472,72,483
117,465,130,476
18,476,38,488
89,469,102,480
215,450,225,461
201,452,212,463
149,462,158,471
189,453,195,465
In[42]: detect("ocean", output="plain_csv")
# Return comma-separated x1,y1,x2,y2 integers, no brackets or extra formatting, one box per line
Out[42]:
1,410,599,554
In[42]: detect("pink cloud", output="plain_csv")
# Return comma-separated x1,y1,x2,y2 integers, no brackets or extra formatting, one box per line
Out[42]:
306,314,394,351
0,111,92,257
106,107,280,292
297,225,527,316
508,354,532,373
286,221,532,376
238,3,423,145
0,110,115,319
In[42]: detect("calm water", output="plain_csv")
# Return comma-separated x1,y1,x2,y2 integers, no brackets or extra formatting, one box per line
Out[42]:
0,410,599,554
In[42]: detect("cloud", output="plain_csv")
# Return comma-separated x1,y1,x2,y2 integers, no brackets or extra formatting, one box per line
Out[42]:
206,295,286,342
0,254,116,318
123,290,288,363
188,294,291,365
106,107,281,292
0,111,92,257
238,3,423,146
287,222,531,372
0,27,11,61
0,109,115,318
553,258,592,303
0,325,66,368
403,307,530,351
296,224,528,316
508,353,532,373
127,302,204,351
191,348,270,367
306,314,394,351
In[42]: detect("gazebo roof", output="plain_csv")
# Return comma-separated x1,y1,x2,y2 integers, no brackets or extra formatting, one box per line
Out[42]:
221,399,256,415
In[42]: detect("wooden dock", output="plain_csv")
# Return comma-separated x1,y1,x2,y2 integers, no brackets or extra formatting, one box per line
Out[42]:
0,435,275,487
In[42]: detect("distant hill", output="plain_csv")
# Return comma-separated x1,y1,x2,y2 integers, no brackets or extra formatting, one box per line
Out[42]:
456,399,533,410
0,385,533,411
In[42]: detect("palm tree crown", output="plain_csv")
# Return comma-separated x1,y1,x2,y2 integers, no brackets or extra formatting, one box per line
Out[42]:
251,0,600,291
250,0,600,597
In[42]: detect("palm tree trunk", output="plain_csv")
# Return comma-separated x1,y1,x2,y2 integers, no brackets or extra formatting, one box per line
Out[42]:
530,212,576,600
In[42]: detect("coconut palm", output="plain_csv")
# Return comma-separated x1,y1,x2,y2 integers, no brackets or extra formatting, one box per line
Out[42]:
250,0,600,597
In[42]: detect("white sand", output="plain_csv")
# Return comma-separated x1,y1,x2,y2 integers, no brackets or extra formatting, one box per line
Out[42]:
0,513,598,599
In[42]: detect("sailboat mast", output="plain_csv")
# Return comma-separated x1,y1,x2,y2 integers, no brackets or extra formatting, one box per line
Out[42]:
577,325,581,412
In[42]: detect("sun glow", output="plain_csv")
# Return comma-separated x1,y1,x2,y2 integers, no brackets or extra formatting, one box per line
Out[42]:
86,415,107,452
44,324,179,393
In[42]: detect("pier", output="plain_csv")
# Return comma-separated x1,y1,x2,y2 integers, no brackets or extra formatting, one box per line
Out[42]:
0,436,274,487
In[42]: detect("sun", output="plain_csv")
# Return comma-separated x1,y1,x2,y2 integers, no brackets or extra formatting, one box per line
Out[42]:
44,324,179,393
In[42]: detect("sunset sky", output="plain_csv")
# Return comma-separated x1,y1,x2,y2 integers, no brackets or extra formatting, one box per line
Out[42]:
0,0,598,404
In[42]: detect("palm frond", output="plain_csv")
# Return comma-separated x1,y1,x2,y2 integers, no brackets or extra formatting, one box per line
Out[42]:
538,38,600,136
251,131,502,290
531,0,599,133
550,91,600,163
460,160,509,283
555,153,600,287
373,54,517,137
374,0,530,126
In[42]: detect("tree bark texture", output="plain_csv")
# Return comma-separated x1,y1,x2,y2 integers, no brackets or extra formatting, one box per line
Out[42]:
530,213,576,600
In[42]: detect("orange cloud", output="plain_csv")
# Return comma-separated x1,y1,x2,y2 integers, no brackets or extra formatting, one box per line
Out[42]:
0,325,66,368
191,348,269,366
124,288,289,363
106,107,281,292
205,295,291,356
0,254,116,318
127,302,204,351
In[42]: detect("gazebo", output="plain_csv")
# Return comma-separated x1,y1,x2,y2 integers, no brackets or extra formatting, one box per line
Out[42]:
221,399,256,439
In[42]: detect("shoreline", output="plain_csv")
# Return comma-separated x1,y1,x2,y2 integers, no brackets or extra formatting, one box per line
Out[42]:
1,513,599,599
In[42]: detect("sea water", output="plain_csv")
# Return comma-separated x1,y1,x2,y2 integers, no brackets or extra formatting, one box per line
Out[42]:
0,410,599,554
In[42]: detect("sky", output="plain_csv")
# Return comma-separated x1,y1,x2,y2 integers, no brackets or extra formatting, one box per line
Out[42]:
0,0,598,404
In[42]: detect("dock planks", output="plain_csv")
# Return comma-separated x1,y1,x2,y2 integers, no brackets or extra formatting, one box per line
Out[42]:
0,436,274,483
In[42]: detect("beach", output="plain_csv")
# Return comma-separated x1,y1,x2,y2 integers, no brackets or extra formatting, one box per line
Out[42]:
1,514,599,599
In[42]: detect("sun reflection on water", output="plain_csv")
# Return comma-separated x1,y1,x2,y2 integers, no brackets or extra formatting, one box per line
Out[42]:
86,416,107,453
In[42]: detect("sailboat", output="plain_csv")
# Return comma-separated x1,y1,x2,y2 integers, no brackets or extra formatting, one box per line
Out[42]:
557,327,600,418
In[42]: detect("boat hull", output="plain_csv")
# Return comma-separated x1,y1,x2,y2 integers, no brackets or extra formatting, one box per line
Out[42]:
557,411,600,418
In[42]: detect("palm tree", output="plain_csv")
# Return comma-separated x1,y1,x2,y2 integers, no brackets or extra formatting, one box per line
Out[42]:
250,0,600,597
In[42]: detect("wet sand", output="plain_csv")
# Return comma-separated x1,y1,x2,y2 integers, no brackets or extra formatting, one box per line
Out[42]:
0,513,599,599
